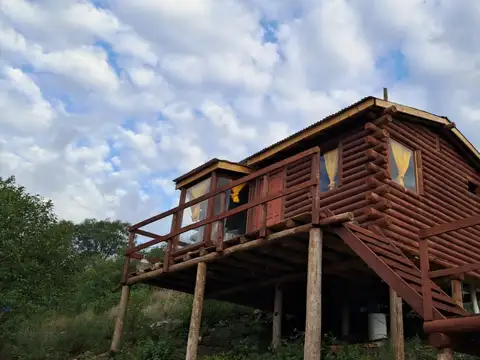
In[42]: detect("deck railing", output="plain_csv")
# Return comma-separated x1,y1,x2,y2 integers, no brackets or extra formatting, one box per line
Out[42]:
419,214,480,320
122,146,321,279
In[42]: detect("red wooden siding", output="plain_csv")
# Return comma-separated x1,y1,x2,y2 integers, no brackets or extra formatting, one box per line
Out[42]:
247,170,285,231
284,156,313,219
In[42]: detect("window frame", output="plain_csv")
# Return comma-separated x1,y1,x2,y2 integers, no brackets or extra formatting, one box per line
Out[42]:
387,138,424,195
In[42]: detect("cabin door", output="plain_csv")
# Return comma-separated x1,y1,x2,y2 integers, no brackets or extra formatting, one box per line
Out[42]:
248,170,284,232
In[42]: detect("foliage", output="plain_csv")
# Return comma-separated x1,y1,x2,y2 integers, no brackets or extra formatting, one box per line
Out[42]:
72,218,130,260
0,177,77,337
2,176,479,360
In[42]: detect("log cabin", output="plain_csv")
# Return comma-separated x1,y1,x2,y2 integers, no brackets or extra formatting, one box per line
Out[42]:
110,95,480,359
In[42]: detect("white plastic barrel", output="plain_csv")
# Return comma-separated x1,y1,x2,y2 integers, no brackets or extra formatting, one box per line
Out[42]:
368,313,388,341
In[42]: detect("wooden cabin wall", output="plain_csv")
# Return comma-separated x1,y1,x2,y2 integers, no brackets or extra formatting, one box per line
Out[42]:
372,117,480,275
318,121,390,227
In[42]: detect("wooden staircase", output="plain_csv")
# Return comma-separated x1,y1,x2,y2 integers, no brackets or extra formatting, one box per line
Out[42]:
332,223,480,356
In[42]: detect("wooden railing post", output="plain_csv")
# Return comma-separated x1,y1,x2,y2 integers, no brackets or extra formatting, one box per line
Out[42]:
260,174,269,237
310,153,321,225
204,172,218,246
419,238,433,321
164,211,178,272
216,190,226,252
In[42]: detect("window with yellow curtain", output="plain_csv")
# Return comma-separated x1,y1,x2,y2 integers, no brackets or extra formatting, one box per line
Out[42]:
389,139,417,192
320,148,339,192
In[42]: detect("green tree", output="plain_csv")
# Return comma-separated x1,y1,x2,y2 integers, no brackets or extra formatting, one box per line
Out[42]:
72,218,130,260
0,176,76,326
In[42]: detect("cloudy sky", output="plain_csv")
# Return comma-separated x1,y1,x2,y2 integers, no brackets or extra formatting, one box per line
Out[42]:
1,0,480,227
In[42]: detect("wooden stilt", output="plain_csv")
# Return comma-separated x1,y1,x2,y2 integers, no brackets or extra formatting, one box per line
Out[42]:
304,227,323,360
110,285,131,353
436,280,462,360
341,301,349,339
437,348,454,360
389,288,405,360
185,262,207,360
451,279,463,307
272,284,283,350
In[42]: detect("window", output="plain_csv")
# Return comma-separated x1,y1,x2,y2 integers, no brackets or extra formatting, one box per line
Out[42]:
180,177,212,247
320,148,340,192
389,139,417,192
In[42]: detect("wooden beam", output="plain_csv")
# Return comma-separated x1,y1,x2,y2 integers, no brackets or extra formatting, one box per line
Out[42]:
389,288,405,360
185,262,207,360
110,285,131,353
429,262,480,279
318,212,354,226
419,215,480,238
303,227,323,360
272,284,283,350
127,224,313,285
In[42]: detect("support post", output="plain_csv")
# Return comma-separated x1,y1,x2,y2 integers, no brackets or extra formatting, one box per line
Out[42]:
110,285,131,353
435,280,463,360
272,284,283,350
389,288,405,360
451,279,463,307
437,349,454,360
185,262,207,360
471,284,480,314
304,227,323,360
341,301,349,340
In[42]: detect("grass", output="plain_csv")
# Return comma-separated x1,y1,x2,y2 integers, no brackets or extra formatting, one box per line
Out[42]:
2,289,479,360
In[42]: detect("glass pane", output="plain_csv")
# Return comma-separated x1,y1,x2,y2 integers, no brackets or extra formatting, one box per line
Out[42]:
389,139,417,192
224,182,248,240
320,150,339,192
179,177,212,248
211,177,230,244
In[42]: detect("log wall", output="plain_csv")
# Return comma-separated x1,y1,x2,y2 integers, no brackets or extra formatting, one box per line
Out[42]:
317,119,391,228
370,116,480,277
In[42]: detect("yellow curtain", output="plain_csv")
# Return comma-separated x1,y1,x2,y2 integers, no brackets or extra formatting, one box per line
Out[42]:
324,148,339,190
188,179,211,221
391,140,412,186
231,183,245,203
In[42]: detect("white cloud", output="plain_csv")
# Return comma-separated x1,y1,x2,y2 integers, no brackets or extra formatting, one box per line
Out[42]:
0,0,479,230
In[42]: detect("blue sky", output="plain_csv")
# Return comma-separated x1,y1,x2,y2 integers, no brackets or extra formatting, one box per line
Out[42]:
1,0,479,236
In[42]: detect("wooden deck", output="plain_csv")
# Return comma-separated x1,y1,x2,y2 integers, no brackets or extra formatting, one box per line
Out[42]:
113,145,480,357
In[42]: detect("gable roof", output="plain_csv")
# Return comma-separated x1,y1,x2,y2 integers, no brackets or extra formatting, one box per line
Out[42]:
173,96,480,189
241,96,480,166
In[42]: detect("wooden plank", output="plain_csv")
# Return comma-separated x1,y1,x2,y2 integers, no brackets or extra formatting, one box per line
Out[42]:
419,215,480,238
333,226,442,320
429,262,480,279
127,224,313,285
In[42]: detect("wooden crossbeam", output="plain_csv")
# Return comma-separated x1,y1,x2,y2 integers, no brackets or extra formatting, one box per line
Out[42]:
429,262,480,279
418,214,480,238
